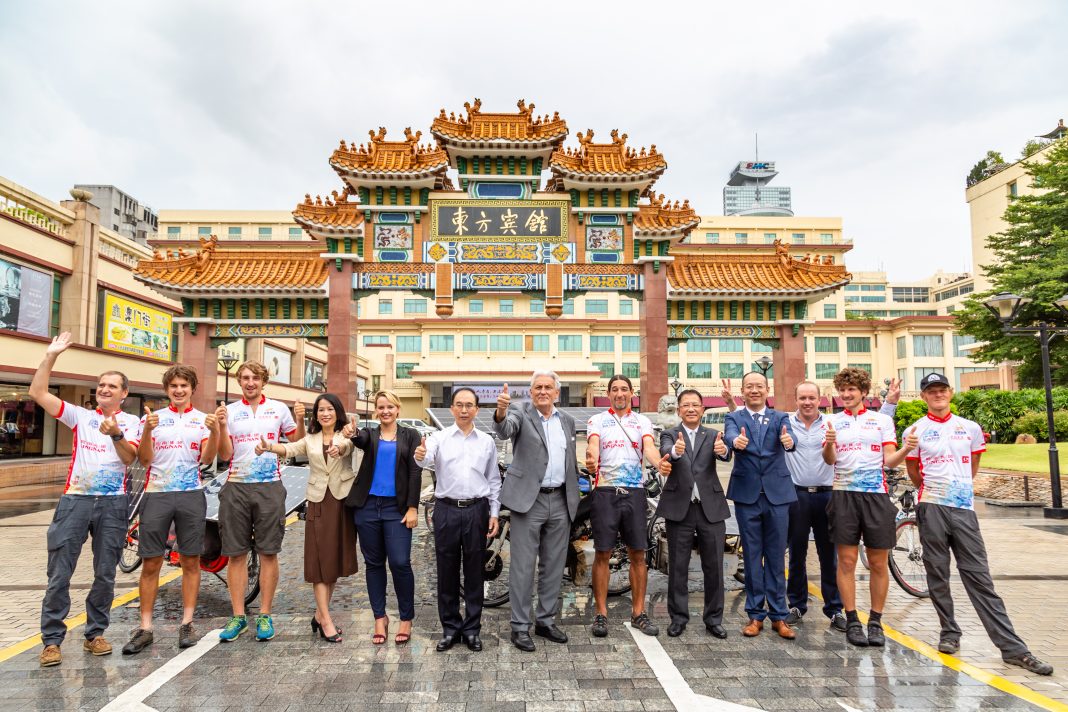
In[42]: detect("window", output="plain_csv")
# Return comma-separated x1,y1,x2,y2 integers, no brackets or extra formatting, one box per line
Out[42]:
735,232,748,244
688,338,712,353
764,233,777,244
396,336,420,352
718,363,744,379
705,232,720,244
469,299,483,314
622,336,641,352
288,227,302,240
429,335,454,352
847,337,871,353
528,299,542,314
892,287,930,302
792,232,805,245
558,335,582,352
824,304,837,318
820,233,833,244
594,362,615,378
586,299,609,315
526,334,549,352
915,366,941,385
167,226,181,239
668,342,680,353
490,335,522,351
258,227,272,240
590,336,615,352
378,300,392,315
1008,181,1018,199
562,299,575,315
396,363,417,379
896,336,906,359
228,226,242,238
668,363,679,378
815,363,839,379
688,363,713,379
848,363,872,374
955,367,987,389
499,299,513,315
404,299,427,315
198,226,212,236
953,334,976,357
363,335,390,346
897,368,907,390
50,276,61,337
622,362,640,378
619,298,634,315
814,337,839,353
913,335,944,357
751,341,773,353
719,339,743,353
462,335,486,353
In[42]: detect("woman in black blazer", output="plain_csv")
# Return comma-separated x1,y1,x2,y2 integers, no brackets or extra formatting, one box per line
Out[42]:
343,390,422,645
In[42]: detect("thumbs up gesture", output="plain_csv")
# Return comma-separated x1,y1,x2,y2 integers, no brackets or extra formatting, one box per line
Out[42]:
204,412,218,432
496,383,511,418
657,452,673,476
255,436,270,456
143,406,158,430
824,419,837,445
214,403,228,428
734,426,749,451
903,426,919,453
293,401,306,421
98,416,120,437
714,430,728,457
325,443,341,459
673,431,686,456
414,435,427,462
341,421,356,438
779,424,794,450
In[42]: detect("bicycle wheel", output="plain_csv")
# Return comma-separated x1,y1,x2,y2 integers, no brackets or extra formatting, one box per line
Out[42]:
243,550,261,606
859,543,870,570
646,515,668,575
889,518,929,598
482,518,511,608
118,515,142,573
423,500,434,533
606,541,632,596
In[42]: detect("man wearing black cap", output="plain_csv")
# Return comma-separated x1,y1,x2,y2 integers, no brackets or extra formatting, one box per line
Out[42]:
905,373,1052,675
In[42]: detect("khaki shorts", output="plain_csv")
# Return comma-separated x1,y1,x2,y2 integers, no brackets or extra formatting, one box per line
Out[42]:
139,490,206,558
219,480,286,556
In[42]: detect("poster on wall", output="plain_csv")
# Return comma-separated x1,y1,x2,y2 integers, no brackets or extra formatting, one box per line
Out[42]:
304,360,325,390
263,344,292,385
0,257,51,336
102,293,173,361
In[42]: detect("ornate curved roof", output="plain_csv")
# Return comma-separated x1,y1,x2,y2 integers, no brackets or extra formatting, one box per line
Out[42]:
430,98,568,146
330,128,449,183
633,194,699,236
292,189,364,236
669,245,851,297
549,129,667,183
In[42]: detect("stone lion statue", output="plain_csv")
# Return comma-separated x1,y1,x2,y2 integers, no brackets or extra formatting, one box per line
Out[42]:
654,394,681,431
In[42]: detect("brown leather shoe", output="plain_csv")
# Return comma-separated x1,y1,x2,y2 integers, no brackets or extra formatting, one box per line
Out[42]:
39,645,61,667
83,637,113,656
742,619,764,637
771,620,796,640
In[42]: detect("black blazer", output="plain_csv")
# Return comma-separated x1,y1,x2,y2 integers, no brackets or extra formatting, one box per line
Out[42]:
656,423,732,524
344,425,422,512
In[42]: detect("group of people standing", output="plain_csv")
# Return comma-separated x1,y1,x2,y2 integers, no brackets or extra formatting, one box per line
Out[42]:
28,331,1053,676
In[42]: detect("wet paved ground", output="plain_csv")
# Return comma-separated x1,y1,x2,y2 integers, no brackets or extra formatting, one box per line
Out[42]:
0,484,1065,711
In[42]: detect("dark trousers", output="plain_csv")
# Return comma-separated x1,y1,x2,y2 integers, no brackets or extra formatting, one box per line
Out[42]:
433,498,489,638
41,495,127,645
353,495,415,621
735,493,790,622
666,502,726,627
917,503,1029,658
787,488,842,618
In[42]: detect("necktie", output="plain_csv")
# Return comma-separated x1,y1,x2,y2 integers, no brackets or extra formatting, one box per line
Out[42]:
690,429,700,503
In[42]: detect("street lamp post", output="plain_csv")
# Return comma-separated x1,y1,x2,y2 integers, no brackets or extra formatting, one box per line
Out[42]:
218,356,239,404
983,291,1068,519
753,355,773,377
670,378,683,398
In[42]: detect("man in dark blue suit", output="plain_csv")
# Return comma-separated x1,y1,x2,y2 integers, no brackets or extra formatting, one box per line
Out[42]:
723,371,797,639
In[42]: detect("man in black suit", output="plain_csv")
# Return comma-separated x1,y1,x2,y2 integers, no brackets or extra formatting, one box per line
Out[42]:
658,389,732,639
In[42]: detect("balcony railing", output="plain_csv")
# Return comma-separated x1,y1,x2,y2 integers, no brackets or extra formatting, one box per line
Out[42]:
0,193,69,238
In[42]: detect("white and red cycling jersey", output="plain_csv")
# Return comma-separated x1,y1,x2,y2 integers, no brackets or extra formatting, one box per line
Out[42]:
587,408,653,489
142,405,211,493
905,412,986,510
224,396,298,484
826,407,896,494
56,402,141,496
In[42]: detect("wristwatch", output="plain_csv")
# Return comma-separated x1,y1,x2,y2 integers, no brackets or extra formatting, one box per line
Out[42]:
110,432,124,442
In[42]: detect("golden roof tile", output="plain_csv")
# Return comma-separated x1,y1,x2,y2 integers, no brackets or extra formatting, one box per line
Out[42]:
330,127,449,175
431,99,568,143
669,243,851,296
292,188,364,232
549,129,667,178
633,194,699,235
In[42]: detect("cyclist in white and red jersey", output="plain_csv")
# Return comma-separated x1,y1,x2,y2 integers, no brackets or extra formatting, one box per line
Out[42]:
215,360,305,643
822,367,916,648
28,333,139,668
123,365,220,656
905,373,1052,675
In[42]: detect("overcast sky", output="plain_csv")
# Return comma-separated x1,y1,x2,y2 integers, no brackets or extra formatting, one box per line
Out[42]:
2,0,1065,280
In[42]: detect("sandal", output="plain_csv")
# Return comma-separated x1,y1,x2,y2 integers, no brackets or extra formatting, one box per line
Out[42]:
395,621,412,645
372,615,389,645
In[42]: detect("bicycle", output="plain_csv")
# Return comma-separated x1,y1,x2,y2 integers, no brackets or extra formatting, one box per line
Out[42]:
859,469,929,598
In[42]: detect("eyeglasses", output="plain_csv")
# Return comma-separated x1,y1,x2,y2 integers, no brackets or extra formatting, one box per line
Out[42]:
451,403,478,411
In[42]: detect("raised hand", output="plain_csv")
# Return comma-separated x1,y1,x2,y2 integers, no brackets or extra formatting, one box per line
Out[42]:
824,419,836,445
98,416,120,437
885,377,902,405
341,421,356,438
714,431,727,457
657,453,672,476
46,332,72,357
414,436,427,462
734,426,749,451
496,382,511,417
903,426,919,453
143,405,158,430
585,448,598,473
255,436,270,456
326,443,341,459
673,431,686,456
779,424,794,449
294,401,306,421
214,403,228,427
720,378,732,401
204,412,218,432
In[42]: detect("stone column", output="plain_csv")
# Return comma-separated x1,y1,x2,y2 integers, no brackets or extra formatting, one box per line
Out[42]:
58,199,101,344
327,261,358,413
773,324,806,412
178,324,219,413
639,261,668,412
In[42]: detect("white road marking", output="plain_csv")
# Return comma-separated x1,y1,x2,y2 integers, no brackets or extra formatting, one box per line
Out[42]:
100,629,222,712
836,702,864,712
625,623,762,711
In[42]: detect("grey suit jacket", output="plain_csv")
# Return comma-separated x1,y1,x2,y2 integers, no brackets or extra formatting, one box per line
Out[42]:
493,402,579,520
656,423,732,524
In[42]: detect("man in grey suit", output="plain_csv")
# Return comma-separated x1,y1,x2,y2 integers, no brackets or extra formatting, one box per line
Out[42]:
658,389,732,639
493,371,580,652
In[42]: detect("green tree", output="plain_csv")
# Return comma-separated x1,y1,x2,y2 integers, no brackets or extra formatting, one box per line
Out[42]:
1022,138,1050,159
956,138,1068,387
966,150,1007,186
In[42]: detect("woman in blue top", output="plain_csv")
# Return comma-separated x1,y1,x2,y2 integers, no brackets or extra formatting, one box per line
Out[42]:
344,390,423,645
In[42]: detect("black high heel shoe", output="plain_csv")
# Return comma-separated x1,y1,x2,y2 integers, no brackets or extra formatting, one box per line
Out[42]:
312,615,342,636
319,625,342,643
